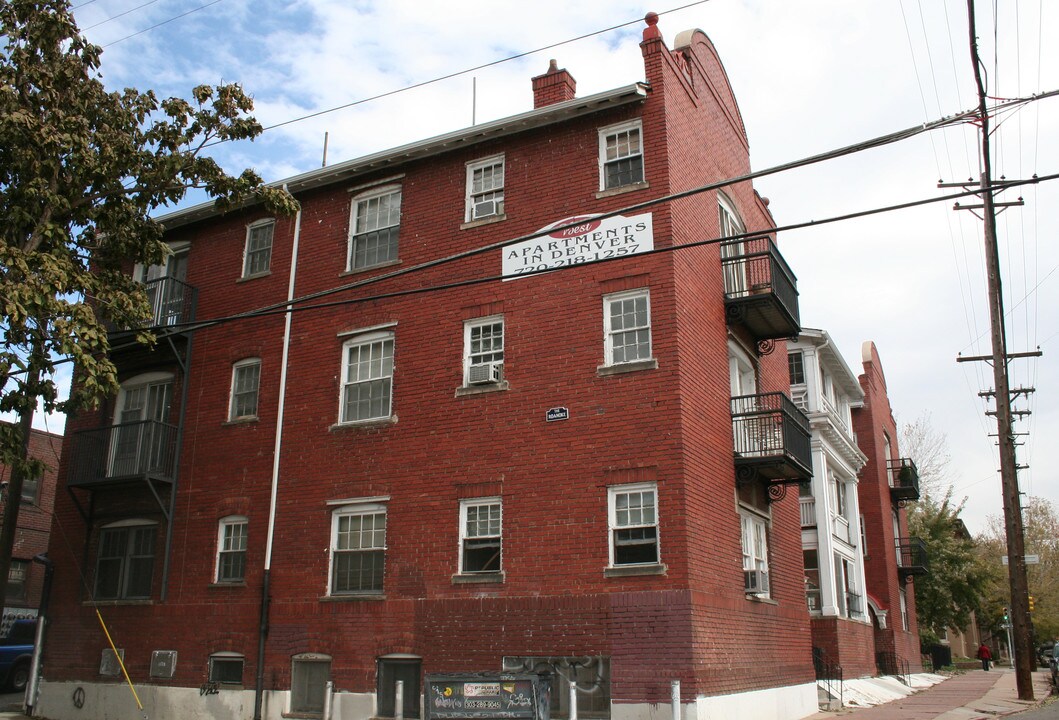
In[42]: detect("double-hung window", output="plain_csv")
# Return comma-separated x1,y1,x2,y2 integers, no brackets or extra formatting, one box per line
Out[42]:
466,156,504,221
229,359,261,421
243,220,274,277
603,289,651,366
598,120,644,190
740,511,770,596
459,498,502,574
348,187,401,270
216,516,248,583
608,484,659,566
340,332,394,423
330,504,387,594
95,521,156,600
464,316,504,385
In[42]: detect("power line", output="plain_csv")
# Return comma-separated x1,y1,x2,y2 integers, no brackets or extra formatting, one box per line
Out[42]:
82,0,164,31
101,0,227,48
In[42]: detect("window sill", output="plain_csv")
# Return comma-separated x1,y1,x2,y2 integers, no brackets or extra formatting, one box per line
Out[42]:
237,271,272,283
320,593,386,602
330,416,398,432
596,359,658,377
84,599,155,607
282,713,323,719
604,563,667,578
208,581,248,589
340,259,401,277
595,181,650,199
460,213,507,230
223,417,259,426
451,571,505,585
745,594,778,605
455,381,510,397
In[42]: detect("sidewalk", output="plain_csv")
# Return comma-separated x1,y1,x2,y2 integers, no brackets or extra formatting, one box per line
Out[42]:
806,668,1053,720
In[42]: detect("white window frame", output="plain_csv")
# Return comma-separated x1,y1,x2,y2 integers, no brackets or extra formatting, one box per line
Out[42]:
215,516,248,583
740,509,770,597
602,289,652,367
228,358,261,421
463,316,504,385
465,155,505,221
719,193,747,296
598,120,644,190
242,220,275,278
607,483,659,567
347,185,401,271
339,331,394,424
328,503,387,595
458,497,502,574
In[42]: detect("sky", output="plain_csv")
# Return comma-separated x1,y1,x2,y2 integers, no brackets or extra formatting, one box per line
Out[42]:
31,0,1056,534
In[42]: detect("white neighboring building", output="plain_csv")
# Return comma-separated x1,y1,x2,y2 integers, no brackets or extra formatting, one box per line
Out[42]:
789,330,875,675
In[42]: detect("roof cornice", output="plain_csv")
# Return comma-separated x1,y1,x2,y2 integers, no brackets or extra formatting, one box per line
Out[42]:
157,82,650,231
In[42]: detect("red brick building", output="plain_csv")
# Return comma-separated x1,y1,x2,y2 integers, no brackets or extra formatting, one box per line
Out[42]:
0,424,61,628
41,17,822,720
851,342,924,673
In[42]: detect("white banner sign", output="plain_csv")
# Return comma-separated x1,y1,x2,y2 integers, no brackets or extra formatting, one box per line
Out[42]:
502,212,654,280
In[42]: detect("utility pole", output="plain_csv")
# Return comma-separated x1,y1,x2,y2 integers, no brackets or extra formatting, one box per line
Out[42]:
958,0,1035,700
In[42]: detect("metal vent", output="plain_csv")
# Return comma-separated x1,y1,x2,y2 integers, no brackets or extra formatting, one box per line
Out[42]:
150,650,178,678
100,648,124,676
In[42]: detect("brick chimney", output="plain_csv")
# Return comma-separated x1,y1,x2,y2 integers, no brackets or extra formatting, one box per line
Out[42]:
532,59,576,109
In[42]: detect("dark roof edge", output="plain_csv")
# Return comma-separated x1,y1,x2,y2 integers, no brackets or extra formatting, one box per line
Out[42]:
158,82,649,231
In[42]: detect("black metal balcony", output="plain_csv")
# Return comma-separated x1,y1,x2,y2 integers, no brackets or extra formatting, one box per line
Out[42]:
897,537,929,579
110,277,197,335
731,392,812,481
68,420,178,489
887,458,921,502
721,236,801,341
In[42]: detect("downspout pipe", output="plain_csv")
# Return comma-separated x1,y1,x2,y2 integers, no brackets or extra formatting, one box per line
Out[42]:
25,552,53,715
255,189,301,720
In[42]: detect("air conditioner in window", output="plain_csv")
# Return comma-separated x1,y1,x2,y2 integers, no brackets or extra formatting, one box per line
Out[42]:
468,361,503,385
743,569,770,595
472,199,501,219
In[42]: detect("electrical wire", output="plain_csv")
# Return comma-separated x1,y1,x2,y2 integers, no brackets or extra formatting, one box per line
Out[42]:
82,0,164,31
101,0,227,48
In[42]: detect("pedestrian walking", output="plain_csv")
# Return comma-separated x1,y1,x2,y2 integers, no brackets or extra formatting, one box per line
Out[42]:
977,643,993,671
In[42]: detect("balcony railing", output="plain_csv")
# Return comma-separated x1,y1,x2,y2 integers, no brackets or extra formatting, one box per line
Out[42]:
110,277,197,334
721,236,801,341
833,514,853,544
799,497,816,526
806,588,822,613
887,458,921,502
896,537,929,578
845,591,864,616
731,392,812,480
69,420,178,488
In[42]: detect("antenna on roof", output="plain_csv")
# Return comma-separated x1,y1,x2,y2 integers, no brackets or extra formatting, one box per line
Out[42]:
472,77,477,126
321,132,329,168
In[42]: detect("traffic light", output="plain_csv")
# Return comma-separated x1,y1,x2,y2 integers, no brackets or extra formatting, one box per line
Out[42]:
1003,606,1010,623
1029,596,1036,612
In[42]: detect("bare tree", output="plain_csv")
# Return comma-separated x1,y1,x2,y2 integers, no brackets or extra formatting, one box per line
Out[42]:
899,412,953,500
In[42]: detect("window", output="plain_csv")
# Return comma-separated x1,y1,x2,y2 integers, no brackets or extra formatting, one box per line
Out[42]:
340,332,394,423
243,220,274,277
291,654,331,715
463,316,504,385
348,187,401,270
95,522,156,600
740,511,769,596
330,504,386,594
21,473,39,505
459,498,501,574
209,652,245,685
466,156,504,220
899,587,909,631
608,484,659,566
216,516,248,583
5,560,27,602
719,194,747,295
599,121,643,190
229,359,261,421
603,289,651,366
803,549,820,612
788,351,805,385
